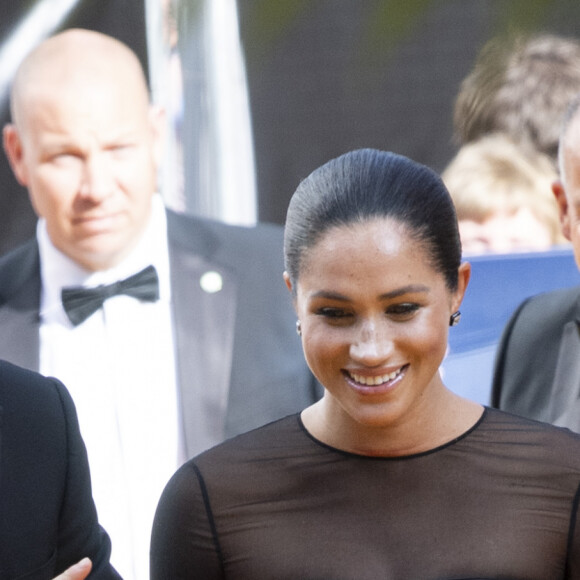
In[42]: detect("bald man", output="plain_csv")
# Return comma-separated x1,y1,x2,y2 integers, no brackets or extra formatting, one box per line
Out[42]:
492,93,580,430
0,29,318,580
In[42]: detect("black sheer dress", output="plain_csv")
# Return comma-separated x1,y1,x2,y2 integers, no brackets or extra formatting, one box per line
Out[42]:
151,408,580,579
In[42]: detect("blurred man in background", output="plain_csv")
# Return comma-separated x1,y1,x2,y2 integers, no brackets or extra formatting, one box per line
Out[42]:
492,94,580,431
0,28,318,579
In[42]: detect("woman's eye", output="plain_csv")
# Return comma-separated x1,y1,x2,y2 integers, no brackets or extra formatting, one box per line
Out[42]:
316,307,351,319
387,303,420,318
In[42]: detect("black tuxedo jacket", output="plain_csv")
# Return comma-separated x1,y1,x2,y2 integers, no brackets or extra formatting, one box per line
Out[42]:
0,360,120,579
492,285,580,431
0,210,319,458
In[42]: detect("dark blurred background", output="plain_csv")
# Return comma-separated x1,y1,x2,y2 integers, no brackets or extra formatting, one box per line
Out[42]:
1,0,579,253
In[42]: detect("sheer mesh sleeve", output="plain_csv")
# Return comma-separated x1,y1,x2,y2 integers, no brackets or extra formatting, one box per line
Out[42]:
151,462,224,580
566,483,580,579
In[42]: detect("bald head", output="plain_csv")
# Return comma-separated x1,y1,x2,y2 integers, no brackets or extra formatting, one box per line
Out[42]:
2,28,163,272
10,28,150,129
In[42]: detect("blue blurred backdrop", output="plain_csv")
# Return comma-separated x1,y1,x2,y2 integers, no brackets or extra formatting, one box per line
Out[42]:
444,248,580,403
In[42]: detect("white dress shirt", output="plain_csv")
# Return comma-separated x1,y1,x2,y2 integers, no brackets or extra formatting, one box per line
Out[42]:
38,195,183,580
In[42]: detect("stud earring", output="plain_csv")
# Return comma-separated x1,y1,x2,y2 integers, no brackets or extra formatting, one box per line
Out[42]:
296,320,302,336
449,311,461,327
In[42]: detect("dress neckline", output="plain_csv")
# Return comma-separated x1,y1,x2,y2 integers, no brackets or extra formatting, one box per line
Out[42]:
296,406,489,460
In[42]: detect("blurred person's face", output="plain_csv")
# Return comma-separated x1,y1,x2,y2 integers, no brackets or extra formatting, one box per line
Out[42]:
458,208,553,255
554,114,580,269
3,65,163,272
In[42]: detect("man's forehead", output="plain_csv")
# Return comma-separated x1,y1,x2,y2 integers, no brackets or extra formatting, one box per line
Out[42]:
14,66,149,130
12,91,152,160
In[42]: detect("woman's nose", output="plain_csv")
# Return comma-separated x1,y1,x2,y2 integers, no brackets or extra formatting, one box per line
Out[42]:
349,320,392,364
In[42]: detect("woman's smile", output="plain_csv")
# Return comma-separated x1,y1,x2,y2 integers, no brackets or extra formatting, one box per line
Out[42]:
343,365,407,393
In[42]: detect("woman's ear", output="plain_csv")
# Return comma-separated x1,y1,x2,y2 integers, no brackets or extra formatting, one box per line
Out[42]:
452,261,471,313
283,271,293,294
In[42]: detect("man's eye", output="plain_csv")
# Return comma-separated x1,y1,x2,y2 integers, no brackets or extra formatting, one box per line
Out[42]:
51,152,78,163
108,144,133,155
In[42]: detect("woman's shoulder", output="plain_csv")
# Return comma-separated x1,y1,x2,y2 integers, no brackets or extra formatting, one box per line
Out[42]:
192,413,308,470
161,414,315,504
481,407,580,467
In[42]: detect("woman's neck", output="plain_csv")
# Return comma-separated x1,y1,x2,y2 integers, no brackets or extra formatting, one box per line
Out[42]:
301,386,484,457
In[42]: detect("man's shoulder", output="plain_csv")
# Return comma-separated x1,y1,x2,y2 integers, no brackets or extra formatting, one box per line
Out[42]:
166,209,284,265
512,285,580,327
167,209,283,243
0,359,63,409
0,238,39,298
491,285,580,411
523,285,580,306
498,285,580,353
0,238,38,268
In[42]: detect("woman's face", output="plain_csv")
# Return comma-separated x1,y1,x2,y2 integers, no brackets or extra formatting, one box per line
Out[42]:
286,218,468,431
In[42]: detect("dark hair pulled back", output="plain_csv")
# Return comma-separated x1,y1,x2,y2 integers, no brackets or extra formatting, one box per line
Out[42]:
284,149,461,292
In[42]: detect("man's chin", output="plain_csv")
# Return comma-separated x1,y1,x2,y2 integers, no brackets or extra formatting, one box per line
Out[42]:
67,237,134,272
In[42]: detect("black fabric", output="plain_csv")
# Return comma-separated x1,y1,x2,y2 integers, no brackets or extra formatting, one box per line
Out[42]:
491,286,580,425
61,264,159,326
151,408,580,579
0,360,120,579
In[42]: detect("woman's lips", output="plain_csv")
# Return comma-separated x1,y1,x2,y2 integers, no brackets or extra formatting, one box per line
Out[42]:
344,365,407,393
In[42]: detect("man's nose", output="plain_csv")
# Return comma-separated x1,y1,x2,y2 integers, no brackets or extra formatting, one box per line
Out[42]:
79,154,114,200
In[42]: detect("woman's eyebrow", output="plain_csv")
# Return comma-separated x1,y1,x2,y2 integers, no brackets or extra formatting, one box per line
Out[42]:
379,285,430,300
311,284,430,302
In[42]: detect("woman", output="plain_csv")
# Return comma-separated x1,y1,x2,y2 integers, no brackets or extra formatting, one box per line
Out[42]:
151,149,580,579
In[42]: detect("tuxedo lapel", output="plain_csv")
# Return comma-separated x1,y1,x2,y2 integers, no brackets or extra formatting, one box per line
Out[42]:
0,241,41,371
169,243,237,458
549,314,580,430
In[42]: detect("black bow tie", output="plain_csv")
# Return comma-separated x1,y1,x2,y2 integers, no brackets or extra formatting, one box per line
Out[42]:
61,265,160,326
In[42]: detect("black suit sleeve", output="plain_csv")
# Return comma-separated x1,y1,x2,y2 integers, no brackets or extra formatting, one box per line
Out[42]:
490,287,580,423
0,360,120,579
491,297,531,408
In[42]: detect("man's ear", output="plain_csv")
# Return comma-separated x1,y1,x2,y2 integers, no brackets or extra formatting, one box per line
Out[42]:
148,105,166,170
3,124,29,186
552,179,571,241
